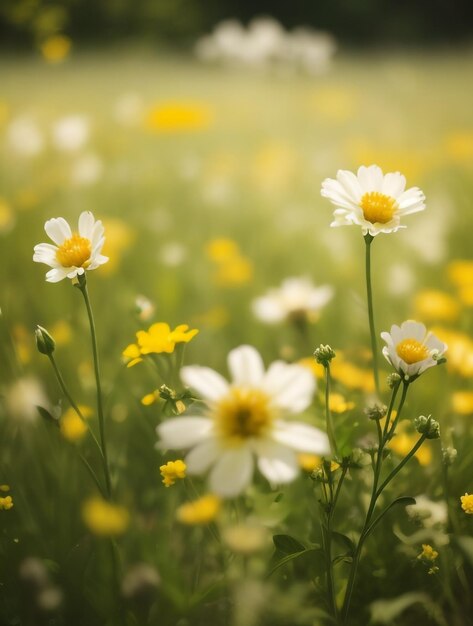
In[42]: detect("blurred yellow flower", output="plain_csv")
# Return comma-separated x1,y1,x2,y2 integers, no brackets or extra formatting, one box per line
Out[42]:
206,238,239,262
432,327,473,377
329,393,355,414
194,306,230,329
460,493,473,514
389,429,432,466
40,35,72,63
413,290,460,322
417,544,438,561
144,102,213,133
50,320,72,346
0,198,14,233
82,497,129,536
12,324,32,365
159,460,187,487
444,132,473,162
0,485,10,492
452,391,473,415
331,354,375,393
100,219,135,276
251,142,297,193
223,523,269,554
298,453,339,473
0,496,13,510
309,87,358,123
447,260,473,288
176,494,220,525
141,390,160,406
59,406,92,442
206,238,253,287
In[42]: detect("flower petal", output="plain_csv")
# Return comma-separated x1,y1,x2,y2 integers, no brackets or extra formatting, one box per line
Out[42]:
185,438,221,475
253,439,299,484
45,267,69,282
44,217,72,245
262,362,315,412
208,446,254,497
157,417,214,450
271,420,330,455
78,211,95,239
228,345,265,386
181,366,229,402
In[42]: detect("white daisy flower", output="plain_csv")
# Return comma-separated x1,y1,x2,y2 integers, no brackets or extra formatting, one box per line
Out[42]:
321,164,426,236
252,277,333,325
33,211,108,283
157,345,329,498
381,320,447,379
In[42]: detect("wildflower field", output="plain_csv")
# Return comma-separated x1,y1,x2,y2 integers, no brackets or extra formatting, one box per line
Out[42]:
1,48,473,626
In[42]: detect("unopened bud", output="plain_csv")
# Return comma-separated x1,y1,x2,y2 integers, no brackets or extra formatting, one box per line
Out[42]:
387,372,401,389
313,344,336,366
414,415,440,440
442,446,457,466
364,402,387,421
35,326,56,356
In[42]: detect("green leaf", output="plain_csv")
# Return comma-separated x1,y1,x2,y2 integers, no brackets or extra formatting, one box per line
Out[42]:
267,548,320,577
331,531,355,556
272,534,305,554
36,405,59,426
273,492,284,503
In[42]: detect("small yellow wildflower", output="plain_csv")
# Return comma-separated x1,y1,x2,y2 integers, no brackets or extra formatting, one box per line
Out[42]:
414,290,460,322
452,391,473,415
82,497,130,536
0,495,13,510
141,390,160,406
160,460,187,487
447,260,473,288
0,485,10,492
206,238,240,262
329,393,355,414
99,219,135,276
40,35,72,63
417,544,438,561
460,493,473,514
122,343,143,368
59,406,93,443
144,102,212,133
297,454,339,473
176,495,221,525
50,320,72,346
205,238,253,287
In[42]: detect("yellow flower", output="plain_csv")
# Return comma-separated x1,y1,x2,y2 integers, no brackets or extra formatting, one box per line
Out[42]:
389,430,432,466
40,35,72,63
144,102,213,133
137,323,199,355
297,454,339,473
413,290,460,322
205,238,253,287
447,260,473,288
160,460,187,487
328,393,355,414
0,198,14,234
82,497,129,535
460,493,473,514
99,219,135,276
417,544,438,561
176,495,221,525
141,390,160,406
0,485,10,492
59,406,92,442
49,320,72,346
206,238,240,262
122,343,143,368
223,524,268,554
431,327,473,377
0,495,13,510
452,391,473,415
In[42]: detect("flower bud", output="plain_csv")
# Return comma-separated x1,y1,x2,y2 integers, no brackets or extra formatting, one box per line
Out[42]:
387,372,401,389
414,415,440,439
35,325,56,356
442,446,457,466
313,344,336,366
364,402,387,421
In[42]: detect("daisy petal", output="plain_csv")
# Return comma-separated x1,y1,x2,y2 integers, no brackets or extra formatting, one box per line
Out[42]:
45,267,69,282
262,362,315,412
228,345,265,386
209,446,254,497
185,438,221,475
272,420,330,455
78,211,95,239
181,366,229,402
253,439,299,484
157,417,214,450
45,217,72,245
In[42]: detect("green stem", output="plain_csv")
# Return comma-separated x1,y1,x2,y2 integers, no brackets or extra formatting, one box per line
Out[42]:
324,363,338,457
374,434,426,501
78,277,112,499
78,453,106,497
364,234,380,396
386,382,409,441
48,353,104,460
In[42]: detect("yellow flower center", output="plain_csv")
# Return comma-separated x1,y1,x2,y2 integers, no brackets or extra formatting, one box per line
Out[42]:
214,388,273,441
360,191,397,224
396,338,429,364
56,234,91,268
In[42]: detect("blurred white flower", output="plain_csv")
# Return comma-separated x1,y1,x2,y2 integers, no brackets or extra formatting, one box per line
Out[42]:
7,117,44,157
321,165,425,236
70,153,104,186
386,263,416,296
33,211,108,282
157,345,329,497
286,28,336,74
381,320,447,379
114,92,144,126
4,377,49,423
160,242,187,267
52,115,90,152
406,495,448,527
252,277,333,324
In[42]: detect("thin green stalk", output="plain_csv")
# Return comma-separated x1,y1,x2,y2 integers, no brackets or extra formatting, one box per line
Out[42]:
374,434,426,500
78,277,112,499
386,381,409,440
78,453,106,497
47,353,104,460
364,234,380,396
324,363,338,457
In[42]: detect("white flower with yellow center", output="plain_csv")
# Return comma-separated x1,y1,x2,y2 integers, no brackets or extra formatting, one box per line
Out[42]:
381,320,447,378
252,277,333,324
33,211,108,282
157,345,329,497
321,165,425,236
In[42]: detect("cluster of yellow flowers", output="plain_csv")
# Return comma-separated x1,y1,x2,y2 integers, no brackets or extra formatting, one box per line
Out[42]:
82,497,130,536
460,493,473,514
123,322,199,367
160,460,187,487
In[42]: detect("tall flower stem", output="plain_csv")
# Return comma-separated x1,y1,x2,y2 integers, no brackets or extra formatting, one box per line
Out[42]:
77,275,112,499
341,380,409,623
323,363,338,457
364,234,380,396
